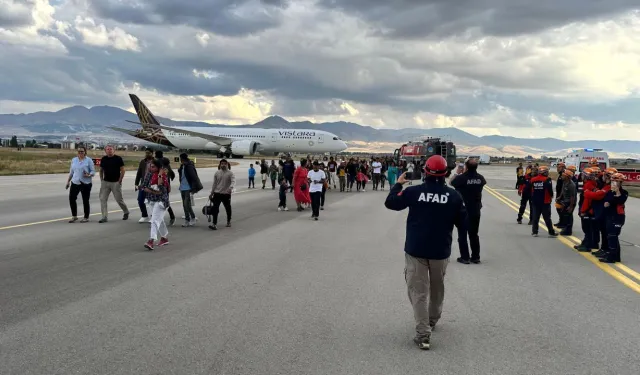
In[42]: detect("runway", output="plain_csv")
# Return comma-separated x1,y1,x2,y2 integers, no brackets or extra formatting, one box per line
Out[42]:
1,163,639,375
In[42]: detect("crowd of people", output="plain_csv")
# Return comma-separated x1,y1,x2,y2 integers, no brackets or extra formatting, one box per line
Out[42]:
515,159,628,263
66,148,421,249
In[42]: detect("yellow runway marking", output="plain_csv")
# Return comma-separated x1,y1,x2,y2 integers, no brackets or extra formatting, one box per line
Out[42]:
0,190,255,231
485,186,640,295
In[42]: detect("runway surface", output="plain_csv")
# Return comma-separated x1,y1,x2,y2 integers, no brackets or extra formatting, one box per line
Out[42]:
1,163,639,375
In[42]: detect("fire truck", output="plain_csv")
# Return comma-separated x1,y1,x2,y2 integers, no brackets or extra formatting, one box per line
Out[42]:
393,137,457,180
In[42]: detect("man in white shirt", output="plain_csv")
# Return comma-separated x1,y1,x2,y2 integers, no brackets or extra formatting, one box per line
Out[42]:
372,158,383,191
407,162,415,185
307,161,326,221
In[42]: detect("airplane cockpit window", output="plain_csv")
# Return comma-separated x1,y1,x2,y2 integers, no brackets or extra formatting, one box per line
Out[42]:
333,137,339,140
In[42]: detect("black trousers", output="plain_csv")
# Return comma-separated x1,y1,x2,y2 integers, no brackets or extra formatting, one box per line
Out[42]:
321,186,326,207
278,193,287,208
580,215,595,248
69,182,92,218
372,173,381,189
556,207,564,225
310,191,322,217
459,213,481,260
518,195,531,220
561,208,574,233
606,217,624,262
285,175,293,192
211,193,231,225
531,204,555,235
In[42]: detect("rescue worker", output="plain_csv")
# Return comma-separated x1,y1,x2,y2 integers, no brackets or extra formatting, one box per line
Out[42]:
588,168,615,257
554,162,566,227
451,158,486,264
516,162,524,189
517,166,536,225
599,173,628,263
575,168,597,252
556,169,576,236
530,166,558,237
384,155,467,350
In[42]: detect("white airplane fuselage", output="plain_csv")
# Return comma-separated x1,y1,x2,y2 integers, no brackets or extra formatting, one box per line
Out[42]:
163,127,347,154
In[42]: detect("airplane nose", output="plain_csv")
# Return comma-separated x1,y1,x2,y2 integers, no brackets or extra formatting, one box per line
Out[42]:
339,141,347,150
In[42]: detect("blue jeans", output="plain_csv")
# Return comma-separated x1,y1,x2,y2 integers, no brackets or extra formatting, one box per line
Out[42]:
138,189,148,217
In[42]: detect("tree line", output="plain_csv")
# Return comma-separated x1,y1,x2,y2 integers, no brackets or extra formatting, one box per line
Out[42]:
0,136,38,148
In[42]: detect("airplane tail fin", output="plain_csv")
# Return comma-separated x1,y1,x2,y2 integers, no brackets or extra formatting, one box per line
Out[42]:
129,94,160,129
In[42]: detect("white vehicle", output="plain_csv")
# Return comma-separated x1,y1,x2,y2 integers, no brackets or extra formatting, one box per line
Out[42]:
111,94,348,157
563,148,609,172
468,154,491,165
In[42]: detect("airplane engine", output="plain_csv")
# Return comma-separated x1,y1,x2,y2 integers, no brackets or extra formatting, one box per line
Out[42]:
230,140,258,156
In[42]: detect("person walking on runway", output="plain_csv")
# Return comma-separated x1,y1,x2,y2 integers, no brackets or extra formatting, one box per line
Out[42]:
177,153,203,227
208,159,235,230
384,155,467,350
307,161,326,220
98,145,129,223
142,159,170,250
66,146,95,223
530,166,559,237
451,158,486,264
134,149,155,223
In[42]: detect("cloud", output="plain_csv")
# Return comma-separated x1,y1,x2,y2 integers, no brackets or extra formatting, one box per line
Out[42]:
316,0,639,38
0,0,35,28
73,16,140,51
85,0,289,36
0,0,639,141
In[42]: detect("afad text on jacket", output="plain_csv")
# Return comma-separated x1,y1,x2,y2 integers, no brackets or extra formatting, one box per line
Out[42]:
385,180,468,260
530,175,553,205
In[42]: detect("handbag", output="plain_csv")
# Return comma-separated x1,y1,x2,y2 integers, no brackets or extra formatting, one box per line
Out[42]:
300,183,307,191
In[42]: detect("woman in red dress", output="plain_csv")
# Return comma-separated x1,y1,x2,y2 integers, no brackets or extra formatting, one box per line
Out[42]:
293,159,312,211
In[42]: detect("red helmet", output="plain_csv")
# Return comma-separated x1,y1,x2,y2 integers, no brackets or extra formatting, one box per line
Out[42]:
424,155,448,177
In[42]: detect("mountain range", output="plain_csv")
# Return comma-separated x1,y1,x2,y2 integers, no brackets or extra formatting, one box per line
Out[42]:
0,105,638,158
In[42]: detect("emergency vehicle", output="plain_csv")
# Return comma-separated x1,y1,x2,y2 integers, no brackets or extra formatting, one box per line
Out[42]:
393,137,457,180
563,149,609,191
563,149,609,172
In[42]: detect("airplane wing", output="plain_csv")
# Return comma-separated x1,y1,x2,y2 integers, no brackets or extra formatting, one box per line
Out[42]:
108,126,139,136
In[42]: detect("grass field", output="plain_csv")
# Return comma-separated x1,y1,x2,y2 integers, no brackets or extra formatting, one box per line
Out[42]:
0,148,236,176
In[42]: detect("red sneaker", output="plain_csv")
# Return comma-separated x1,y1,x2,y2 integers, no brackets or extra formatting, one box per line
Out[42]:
158,237,169,247
144,239,154,251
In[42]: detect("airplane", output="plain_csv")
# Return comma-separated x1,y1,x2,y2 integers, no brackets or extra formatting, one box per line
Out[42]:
109,94,348,158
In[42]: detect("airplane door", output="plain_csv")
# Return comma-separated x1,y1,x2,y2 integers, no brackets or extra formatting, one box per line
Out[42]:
319,134,324,143
271,132,277,142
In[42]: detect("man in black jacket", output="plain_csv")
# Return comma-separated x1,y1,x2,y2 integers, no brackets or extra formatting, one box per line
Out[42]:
134,149,155,223
177,153,203,227
385,155,467,351
451,158,487,264
554,162,566,227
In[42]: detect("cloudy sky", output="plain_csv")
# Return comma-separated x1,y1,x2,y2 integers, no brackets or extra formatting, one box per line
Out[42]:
0,0,639,140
